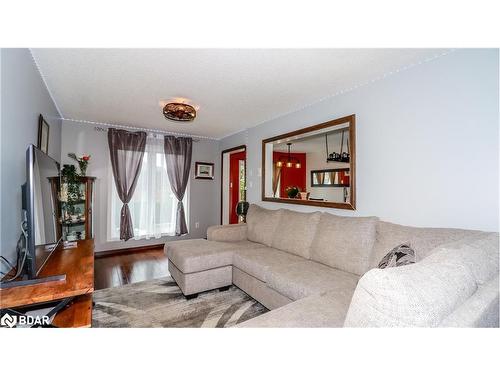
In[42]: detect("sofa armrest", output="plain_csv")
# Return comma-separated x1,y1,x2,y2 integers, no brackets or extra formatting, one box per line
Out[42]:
207,223,248,242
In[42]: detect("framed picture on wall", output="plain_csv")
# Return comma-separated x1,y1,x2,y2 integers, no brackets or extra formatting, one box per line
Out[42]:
37,114,50,154
195,162,215,180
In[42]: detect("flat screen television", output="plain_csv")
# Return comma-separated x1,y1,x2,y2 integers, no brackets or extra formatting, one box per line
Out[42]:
24,144,62,279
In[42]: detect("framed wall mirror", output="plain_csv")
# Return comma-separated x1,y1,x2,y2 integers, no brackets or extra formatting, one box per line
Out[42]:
262,114,355,210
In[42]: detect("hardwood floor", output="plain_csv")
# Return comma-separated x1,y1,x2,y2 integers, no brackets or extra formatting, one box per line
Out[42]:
94,248,169,290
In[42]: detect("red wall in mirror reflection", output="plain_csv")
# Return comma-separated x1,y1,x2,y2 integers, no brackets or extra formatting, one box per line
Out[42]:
273,151,306,198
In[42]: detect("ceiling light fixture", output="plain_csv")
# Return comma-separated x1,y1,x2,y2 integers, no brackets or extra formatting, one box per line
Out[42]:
276,143,301,169
163,102,197,122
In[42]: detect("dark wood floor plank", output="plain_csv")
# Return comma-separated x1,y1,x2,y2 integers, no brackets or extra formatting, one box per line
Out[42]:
94,248,169,290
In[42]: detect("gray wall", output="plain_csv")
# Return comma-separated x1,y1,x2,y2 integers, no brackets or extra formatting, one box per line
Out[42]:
0,48,62,272
60,121,221,252
220,49,499,231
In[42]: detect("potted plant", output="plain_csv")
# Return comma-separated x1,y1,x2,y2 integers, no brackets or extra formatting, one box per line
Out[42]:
285,186,300,199
68,153,91,176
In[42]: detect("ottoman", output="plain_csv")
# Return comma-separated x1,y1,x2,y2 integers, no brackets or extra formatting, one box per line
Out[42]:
165,239,236,299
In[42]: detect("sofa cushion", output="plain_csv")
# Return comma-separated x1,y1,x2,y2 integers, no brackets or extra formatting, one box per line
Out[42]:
369,221,480,269
429,232,499,285
166,239,237,273
344,249,479,327
233,247,307,283
271,209,321,258
207,223,247,242
230,240,269,252
266,260,359,301
232,267,292,310
237,288,355,328
246,204,282,246
168,261,233,296
310,213,378,275
439,276,499,328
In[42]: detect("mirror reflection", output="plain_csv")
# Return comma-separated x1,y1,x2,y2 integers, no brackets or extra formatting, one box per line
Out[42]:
263,115,355,209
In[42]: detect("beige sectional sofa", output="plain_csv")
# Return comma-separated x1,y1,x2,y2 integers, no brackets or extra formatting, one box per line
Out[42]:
165,204,499,327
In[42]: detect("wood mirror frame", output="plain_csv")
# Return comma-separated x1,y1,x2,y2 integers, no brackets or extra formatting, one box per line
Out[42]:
261,114,356,210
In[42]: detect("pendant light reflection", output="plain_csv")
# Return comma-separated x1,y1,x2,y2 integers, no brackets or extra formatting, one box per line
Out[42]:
276,143,301,169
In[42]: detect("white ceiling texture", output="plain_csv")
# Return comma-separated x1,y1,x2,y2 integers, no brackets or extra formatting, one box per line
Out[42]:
32,49,450,139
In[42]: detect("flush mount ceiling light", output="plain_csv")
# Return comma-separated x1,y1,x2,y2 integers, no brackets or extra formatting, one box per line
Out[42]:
163,102,197,122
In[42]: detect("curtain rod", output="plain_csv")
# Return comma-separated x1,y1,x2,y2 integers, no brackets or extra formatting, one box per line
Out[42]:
92,126,202,143
62,118,219,141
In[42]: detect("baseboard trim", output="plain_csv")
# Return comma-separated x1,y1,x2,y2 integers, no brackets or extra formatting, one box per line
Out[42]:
95,243,165,258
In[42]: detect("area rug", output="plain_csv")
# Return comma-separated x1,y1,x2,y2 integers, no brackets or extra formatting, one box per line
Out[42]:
92,277,268,328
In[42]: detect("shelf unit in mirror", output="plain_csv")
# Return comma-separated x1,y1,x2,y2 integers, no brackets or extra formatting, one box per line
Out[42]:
51,176,96,241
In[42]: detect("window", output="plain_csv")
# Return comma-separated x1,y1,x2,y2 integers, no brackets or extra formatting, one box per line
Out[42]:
238,159,246,201
108,136,188,240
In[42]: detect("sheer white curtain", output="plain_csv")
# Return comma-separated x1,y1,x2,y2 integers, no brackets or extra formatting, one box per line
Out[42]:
108,136,188,240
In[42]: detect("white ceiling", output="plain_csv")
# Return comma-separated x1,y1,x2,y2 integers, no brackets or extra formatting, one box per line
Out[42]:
32,49,449,139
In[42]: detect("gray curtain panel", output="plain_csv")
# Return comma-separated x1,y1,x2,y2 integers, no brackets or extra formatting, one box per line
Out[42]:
272,165,281,197
164,136,192,235
108,128,147,241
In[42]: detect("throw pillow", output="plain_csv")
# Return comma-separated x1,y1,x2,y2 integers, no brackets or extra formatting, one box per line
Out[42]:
378,242,416,269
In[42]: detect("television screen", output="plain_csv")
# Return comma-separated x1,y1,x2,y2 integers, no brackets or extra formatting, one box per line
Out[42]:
25,144,61,277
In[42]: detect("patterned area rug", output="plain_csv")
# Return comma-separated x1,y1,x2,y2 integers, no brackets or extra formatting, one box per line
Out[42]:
92,277,268,328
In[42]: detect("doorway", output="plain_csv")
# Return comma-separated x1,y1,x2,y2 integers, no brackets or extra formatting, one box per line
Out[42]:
221,145,246,225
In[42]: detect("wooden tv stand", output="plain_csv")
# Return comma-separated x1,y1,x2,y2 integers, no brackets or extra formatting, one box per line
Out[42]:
0,239,94,328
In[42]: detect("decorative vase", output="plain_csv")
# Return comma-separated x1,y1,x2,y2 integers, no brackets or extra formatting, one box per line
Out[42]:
236,201,249,216
236,201,250,223
78,161,87,176
299,192,310,200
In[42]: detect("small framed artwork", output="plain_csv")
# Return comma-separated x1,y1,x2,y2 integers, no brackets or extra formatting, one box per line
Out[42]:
195,162,215,180
37,114,50,154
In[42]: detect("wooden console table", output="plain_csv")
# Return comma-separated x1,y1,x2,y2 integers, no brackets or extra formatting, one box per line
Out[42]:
0,239,94,327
